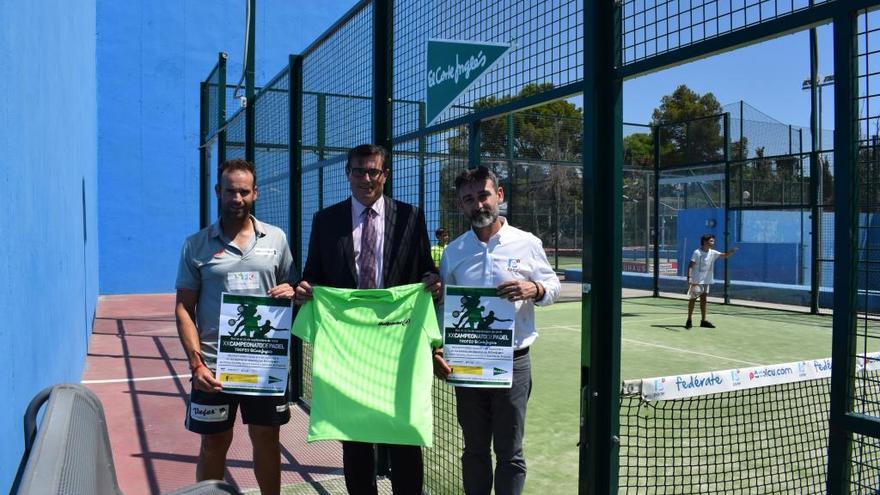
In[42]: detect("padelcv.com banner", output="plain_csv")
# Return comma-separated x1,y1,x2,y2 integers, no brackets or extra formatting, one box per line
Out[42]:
623,352,880,401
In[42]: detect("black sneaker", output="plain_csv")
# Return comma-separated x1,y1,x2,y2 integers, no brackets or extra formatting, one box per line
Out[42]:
685,319,693,329
700,320,715,328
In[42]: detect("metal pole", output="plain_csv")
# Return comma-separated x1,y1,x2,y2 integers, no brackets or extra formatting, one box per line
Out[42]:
580,0,622,493
652,125,660,296
810,27,822,314
418,102,426,211
245,0,256,165
199,81,210,229
217,52,228,216
723,113,731,304
468,120,481,170
373,0,393,196
507,113,515,222
827,8,857,494
288,54,304,403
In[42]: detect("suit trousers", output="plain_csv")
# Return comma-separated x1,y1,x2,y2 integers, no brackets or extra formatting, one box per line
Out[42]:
342,441,424,495
455,352,532,495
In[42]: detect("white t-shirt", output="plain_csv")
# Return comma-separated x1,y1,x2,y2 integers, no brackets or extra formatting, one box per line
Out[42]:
690,248,721,284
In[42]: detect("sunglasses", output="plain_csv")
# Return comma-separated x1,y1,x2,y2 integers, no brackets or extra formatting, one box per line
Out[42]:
349,167,386,179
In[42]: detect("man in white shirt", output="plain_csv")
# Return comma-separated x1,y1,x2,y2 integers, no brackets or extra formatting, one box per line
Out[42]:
434,166,560,495
686,233,737,328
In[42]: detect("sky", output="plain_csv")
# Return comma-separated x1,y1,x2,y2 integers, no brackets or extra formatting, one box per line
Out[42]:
263,2,836,132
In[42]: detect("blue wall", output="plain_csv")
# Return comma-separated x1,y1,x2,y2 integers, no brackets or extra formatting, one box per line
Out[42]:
97,0,337,294
0,1,98,490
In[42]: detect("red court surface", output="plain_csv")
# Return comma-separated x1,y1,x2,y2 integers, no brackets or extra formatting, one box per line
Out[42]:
83,294,343,495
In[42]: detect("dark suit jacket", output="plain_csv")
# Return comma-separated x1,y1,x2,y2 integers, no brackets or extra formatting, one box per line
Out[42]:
302,196,436,288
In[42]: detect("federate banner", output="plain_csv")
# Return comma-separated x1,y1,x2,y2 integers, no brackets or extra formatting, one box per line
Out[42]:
216,293,292,396
443,286,515,388
622,351,880,401
425,39,512,126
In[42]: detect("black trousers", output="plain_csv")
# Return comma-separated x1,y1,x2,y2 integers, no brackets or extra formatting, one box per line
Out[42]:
342,441,423,495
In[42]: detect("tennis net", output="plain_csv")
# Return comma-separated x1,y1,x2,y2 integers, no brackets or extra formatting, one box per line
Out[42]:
619,353,880,494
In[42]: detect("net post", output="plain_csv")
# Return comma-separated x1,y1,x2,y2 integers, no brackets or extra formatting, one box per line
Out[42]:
827,7,859,494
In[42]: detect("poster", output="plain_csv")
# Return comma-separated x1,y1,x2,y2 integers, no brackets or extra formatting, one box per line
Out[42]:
215,293,292,396
443,286,515,388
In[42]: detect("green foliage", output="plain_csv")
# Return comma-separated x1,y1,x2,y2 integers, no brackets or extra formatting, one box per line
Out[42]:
652,85,725,166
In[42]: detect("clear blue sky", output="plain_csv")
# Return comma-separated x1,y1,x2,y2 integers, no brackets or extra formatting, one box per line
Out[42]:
271,3,835,131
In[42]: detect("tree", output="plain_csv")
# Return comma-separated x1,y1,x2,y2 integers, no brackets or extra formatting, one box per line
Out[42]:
652,85,725,166
443,83,584,253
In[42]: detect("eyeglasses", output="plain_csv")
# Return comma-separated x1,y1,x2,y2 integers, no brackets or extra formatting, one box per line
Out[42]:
349,167,385,179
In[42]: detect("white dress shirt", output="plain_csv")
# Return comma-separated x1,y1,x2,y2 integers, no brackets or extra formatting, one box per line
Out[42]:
351,196,386,288
439,217,560,350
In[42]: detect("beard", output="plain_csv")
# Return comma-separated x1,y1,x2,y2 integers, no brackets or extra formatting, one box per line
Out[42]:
470,204,499,228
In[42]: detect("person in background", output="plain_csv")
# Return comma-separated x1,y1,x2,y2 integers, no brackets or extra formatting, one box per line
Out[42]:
685,233,737,329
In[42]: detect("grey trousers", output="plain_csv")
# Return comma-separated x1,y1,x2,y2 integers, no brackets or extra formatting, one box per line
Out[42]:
455,352,532,495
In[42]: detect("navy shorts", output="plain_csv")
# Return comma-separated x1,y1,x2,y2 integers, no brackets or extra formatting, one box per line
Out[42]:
185,386,291,434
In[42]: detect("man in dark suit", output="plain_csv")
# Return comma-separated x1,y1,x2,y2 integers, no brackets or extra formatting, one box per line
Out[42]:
294,144,441,495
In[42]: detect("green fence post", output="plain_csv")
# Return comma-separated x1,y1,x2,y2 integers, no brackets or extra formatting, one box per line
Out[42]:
418,102,426,211
809,26,822,314
217,52,228,216
289,53,304,403
468,120,481,170
827,7,858,494
373,0,393,196
507,113,515,223
652,125,660,296
723,113,731,304
245,0,256,165
373,0,393,474
580,0,622,494
199,80,210,229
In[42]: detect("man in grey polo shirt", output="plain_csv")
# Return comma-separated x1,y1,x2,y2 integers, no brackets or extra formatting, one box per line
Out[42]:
175,158,295,495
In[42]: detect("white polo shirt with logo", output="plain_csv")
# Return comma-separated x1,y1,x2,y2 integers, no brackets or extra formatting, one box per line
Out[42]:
176,216,294,368
439,217,560,350
690,248,722,285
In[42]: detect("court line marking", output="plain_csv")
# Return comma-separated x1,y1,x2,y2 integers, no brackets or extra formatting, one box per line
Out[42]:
543,324,762,366
82,374,189,385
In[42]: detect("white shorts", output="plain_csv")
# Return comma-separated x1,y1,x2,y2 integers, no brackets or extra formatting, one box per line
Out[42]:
688,284,710,300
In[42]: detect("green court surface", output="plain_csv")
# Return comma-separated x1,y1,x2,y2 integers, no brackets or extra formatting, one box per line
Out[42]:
524,296,844,495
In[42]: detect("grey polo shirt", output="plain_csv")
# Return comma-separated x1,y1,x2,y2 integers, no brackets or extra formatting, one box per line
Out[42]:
176,216,294,367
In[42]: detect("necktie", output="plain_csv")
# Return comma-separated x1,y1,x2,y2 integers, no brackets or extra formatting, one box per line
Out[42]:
358,208,378,289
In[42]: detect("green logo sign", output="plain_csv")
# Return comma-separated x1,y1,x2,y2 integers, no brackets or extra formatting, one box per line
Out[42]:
426,39,512,126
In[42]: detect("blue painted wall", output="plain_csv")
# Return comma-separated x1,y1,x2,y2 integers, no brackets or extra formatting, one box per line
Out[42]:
96,0,341,294
0,1,98,491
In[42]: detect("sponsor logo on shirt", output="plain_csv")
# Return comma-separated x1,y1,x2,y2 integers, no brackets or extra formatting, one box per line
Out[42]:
190,402,229,422
378,318,411,327
506,258,521,272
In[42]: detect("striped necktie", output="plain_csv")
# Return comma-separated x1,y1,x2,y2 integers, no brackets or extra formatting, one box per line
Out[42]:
358,207,378,289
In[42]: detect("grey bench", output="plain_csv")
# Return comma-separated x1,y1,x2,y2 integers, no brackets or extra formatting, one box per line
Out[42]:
13,383,239,495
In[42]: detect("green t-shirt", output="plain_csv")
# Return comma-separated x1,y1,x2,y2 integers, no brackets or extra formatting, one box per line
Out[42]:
293,283,441,446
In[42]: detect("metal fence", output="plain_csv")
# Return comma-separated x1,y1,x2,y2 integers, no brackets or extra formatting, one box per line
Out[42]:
198,0,880,493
